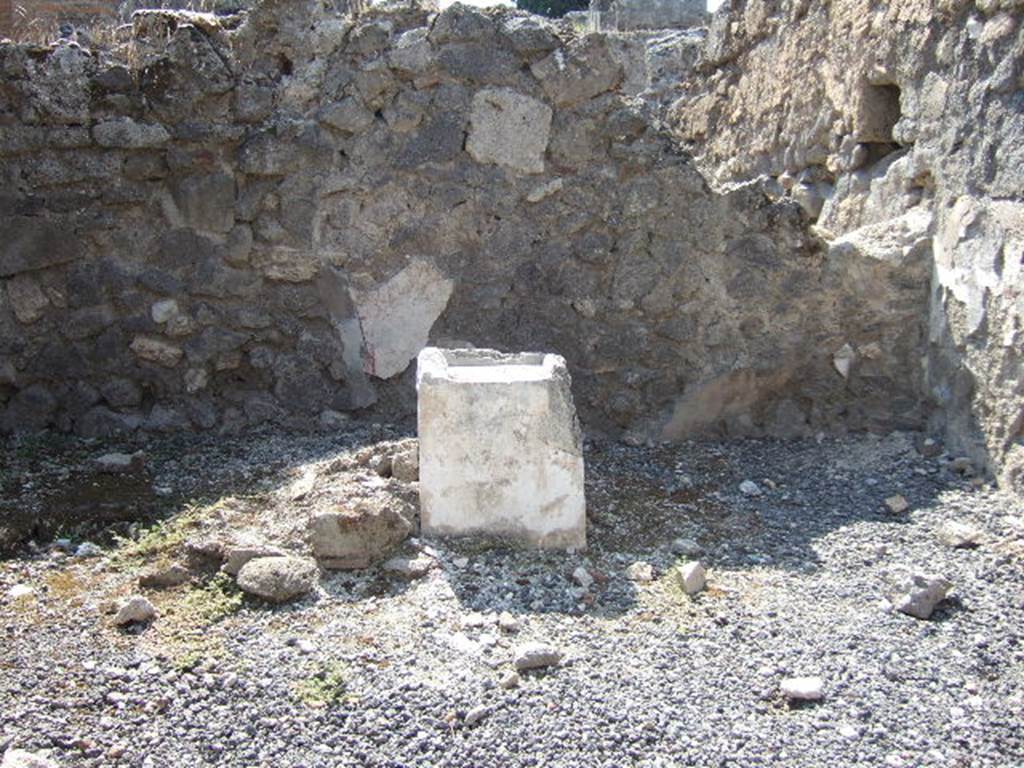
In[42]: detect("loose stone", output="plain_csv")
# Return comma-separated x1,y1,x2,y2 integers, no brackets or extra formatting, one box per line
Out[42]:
674,561,706,595
75,542,103,558
513,642,562,671
938,521,982,548
893,574,953,620
236,556,319,603
94,452,145,474
114,595,156,626
500,670,521,689
382,552,435,578
625,561,654,582
885,495,909,514
671,538,702,557
464,705,489,726
781,676,824,701
740,480,762,496
7,584,33,600
2,750,59,768
572,566,594,589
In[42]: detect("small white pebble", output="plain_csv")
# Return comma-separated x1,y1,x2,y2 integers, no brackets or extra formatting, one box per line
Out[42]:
7,584,33,600
500,670,520,689
739,480,761,496
781,676,824,701
674,561,706,595
464,705,489,726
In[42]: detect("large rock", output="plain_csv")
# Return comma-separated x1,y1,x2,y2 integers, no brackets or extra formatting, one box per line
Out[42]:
93,118,171,148
172,173,236,234
1,385,58,432
130,336,184,367
309,503,413,569
5,275,49,323
391,443,420,482
530,37,622,106
938,521,982,549
235,556,319,603
417,347,586,550
0,218,83,277
673,561,706,595
466,88,552,175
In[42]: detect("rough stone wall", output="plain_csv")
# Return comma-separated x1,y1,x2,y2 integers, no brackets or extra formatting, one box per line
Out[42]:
669,0,1024,490
0,0,929,443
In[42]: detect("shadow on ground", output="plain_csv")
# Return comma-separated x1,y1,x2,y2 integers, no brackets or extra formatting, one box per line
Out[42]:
0,423,967,620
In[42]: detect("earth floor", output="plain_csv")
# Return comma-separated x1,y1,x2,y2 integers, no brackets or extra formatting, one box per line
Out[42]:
1,425,1022,767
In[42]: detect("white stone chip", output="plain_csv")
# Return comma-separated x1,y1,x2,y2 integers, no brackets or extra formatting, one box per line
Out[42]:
150,299,179,324
739,480,761,496
497,611,520,632
674,561,706,595
833,343,856,378
781,676,824,701
893,573,952,620
7,584,33,600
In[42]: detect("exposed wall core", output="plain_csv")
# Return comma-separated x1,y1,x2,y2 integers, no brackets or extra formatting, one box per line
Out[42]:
0,0,932,447
669,0,1024,492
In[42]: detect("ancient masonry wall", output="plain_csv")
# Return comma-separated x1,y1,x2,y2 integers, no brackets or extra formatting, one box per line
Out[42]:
0,0,929,446
669,0,1024,491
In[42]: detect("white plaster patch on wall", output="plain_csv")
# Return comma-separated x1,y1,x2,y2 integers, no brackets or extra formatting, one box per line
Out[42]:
354,259,454,379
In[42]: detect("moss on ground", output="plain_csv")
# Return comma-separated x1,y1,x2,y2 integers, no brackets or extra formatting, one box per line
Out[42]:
294,661,352,708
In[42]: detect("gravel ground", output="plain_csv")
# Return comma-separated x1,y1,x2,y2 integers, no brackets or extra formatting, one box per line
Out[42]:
1,426,1023,768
